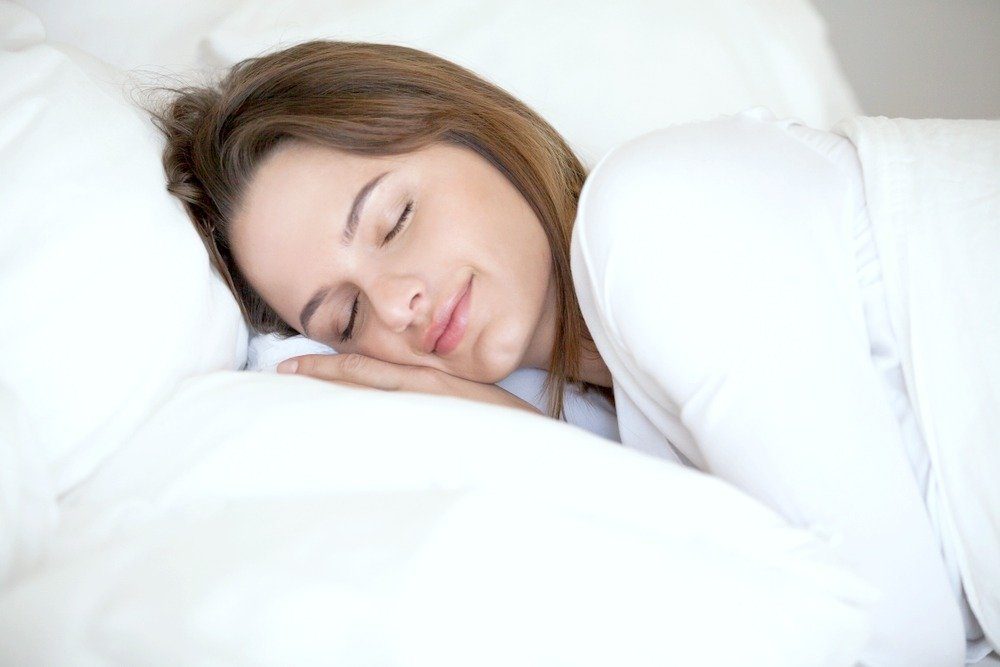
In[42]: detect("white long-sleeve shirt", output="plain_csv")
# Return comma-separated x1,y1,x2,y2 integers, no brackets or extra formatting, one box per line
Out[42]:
570,108,991,665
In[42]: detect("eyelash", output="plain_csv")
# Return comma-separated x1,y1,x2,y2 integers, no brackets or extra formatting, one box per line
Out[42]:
339,199,414,342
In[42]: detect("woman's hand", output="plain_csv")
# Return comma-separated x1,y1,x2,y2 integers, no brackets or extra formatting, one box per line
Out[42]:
276,354,543,415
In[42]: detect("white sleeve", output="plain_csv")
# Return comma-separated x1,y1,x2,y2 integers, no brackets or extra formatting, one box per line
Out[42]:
571,109,966,667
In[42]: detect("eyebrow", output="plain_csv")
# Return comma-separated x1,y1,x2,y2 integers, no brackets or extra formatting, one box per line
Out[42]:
343,170,390,246
298,170,390,335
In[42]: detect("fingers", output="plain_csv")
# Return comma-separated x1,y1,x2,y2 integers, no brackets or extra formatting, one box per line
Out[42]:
275,354,539,413
277,353,416,391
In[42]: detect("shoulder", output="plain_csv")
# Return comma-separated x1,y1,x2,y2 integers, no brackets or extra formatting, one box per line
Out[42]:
569,109,863,374
571,108,860,282
578,109,852,227
582,107,818,189
581,106,856,183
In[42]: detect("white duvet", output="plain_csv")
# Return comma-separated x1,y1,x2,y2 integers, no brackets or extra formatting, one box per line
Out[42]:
834,116,1000,651
0,373,876,665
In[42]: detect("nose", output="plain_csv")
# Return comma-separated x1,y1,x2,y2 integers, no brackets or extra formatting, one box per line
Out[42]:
366,273,427,334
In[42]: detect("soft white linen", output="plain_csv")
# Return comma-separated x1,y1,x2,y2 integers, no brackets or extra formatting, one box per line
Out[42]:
0,371,877,666
16,0,244,71
0,384,57,584
0,2,248,499
200,0,860,166
0,2,888,662
0,0,856,501
247,333,620,442
247,331,337,372
571,108,985,665
834,115,1000,658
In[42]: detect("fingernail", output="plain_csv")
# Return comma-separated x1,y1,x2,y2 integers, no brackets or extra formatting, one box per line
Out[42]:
276,359,298,374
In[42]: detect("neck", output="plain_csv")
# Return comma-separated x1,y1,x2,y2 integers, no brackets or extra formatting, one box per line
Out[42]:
521,321,613,388
522,277,613,388
577,337,613,388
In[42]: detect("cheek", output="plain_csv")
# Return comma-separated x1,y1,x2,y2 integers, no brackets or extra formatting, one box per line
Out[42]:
415,213,472,261
353,332,420,369
510,227,553,312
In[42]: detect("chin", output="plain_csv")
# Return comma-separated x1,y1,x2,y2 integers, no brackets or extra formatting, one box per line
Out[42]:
447,359,504,385
477,367,513,385
457,318,532,384
469,346,523,385
471,323,527,384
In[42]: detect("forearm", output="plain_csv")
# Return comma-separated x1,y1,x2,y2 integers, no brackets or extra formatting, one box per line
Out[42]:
433,373,543,415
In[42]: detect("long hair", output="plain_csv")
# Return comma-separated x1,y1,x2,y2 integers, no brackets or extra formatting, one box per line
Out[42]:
149,40,611,418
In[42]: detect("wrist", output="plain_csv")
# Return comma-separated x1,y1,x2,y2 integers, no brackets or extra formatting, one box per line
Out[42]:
434,372,542,415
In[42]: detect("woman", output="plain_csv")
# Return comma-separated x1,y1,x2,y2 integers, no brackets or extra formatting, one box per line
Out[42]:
152,40,997,665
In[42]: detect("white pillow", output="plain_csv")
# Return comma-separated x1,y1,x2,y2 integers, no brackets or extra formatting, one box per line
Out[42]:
201,0,861,166
246,331,337,372
3,371,877,666
14,0,243,72
0,2,248,496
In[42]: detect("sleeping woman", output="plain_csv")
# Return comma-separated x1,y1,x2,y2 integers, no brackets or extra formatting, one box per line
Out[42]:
152,41,999,666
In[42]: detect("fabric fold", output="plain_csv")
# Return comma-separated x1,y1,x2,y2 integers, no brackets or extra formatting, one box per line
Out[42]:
834,116,1000,654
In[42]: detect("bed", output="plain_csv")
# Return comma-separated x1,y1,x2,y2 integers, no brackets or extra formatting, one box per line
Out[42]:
0,1,944,664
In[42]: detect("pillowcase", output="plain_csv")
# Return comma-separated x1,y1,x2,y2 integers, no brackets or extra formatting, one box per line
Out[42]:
3,370,876,666
200,0,861,166
15,0,243,71
0,2,248,497
246,332,620,442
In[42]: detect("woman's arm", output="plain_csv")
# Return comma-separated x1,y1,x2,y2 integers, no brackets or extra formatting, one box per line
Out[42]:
571,110,965,666
277,353,543,415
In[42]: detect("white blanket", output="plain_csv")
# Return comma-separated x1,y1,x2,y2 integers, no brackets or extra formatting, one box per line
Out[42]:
0,373,876,665
834,116,1000,651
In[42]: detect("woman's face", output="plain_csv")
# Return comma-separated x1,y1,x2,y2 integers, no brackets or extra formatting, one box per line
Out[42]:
230,140,557,384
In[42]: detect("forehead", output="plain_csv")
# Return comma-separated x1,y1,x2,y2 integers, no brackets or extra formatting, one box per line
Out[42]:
232,141,382,251
230,140,488,262
226,141,384,318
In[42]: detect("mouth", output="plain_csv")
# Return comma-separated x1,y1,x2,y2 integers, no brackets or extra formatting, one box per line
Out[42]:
423,276,473,356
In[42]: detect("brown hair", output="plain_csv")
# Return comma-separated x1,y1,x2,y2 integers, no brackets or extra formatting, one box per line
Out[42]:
149,40,611,418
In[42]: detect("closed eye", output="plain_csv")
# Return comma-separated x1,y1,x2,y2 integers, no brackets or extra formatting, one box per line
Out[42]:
380,199,413,247
339,295,359,343
340,199,415,342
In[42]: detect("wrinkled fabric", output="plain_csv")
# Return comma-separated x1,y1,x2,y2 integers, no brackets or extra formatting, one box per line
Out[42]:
571,108,997,665
835,115,1000,660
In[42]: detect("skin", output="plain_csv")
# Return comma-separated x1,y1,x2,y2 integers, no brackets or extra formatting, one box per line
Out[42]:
230,139,610,410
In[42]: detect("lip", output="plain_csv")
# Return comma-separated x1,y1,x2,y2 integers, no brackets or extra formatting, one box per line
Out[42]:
423,276,473,355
